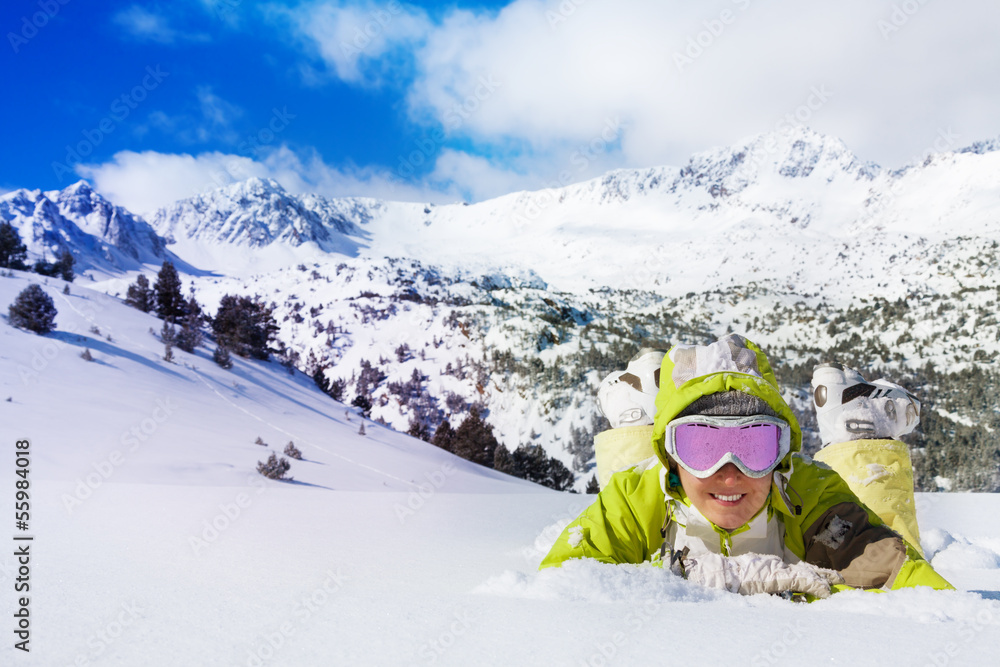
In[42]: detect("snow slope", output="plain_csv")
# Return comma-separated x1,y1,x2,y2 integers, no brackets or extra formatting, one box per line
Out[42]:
1,274,999,666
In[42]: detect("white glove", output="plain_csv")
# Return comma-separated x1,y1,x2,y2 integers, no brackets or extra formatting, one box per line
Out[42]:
811,363,920,445
682,552,845,599
596,349,664,428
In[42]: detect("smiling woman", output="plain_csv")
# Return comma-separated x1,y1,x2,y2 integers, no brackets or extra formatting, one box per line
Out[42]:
541,334,954,599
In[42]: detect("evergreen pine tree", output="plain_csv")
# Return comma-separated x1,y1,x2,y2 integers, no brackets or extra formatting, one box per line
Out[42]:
153,261,185,321
176,294,204,353
257,453,292,480
450,407,499,467
8,284,57,333
0,221,27,270
32,257,58,277
406,418,431,442
351,394,372,417
54,250,74,282
160,320,177,344
493,443,515,474
585,474,600,494
567,423,596,472
125,274,155,312
431,419,455,452
213,345,234,369
512,444,550,483
544,456,575,492
312,366,331,393
212,294,277,359
493,442,576,491
328,378,346,402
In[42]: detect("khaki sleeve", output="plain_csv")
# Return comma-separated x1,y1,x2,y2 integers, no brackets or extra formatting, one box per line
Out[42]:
801,502,906,589
814,439,924,557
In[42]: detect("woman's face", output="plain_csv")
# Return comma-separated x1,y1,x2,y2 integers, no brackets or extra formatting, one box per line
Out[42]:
676,462,773,530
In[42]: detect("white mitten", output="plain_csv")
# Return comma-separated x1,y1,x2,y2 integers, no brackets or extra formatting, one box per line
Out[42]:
596,349,665,428
683,552,844,599
811,363,920,445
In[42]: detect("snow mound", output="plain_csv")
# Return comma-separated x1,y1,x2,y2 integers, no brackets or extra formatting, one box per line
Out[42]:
474,559,729,603
929,532,1000,571
923,527,958,561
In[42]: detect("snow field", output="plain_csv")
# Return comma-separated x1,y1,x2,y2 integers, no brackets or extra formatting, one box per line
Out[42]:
3,480,999,667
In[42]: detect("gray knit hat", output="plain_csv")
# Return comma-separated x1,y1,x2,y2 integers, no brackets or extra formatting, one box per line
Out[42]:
677,390,781,419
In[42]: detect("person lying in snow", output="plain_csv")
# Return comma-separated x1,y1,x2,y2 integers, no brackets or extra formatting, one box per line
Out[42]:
540,334,953,598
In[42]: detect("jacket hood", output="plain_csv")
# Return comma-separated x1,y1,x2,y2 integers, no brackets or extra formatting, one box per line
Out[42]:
651,334,801,477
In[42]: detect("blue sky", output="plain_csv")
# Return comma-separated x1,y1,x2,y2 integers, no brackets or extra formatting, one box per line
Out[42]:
3,0,1000,213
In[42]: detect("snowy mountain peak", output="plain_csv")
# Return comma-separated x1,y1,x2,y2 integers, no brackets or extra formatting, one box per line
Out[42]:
676,126,879,198
219,175,288,199
557,127,880,207
0,182,167,273
145,177,374,271
54,179,95,197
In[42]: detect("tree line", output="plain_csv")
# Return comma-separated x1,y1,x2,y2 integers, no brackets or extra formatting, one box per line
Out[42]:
123,261,277,366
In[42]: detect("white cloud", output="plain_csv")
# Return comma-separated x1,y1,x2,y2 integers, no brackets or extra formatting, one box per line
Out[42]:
287,0,1000,177
278,0,432,85
75,146,459,214
112,5,209,44
196,87,242,128
75,151,257,213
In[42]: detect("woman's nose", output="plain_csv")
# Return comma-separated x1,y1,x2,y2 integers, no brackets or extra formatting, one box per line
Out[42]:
716,462,743,485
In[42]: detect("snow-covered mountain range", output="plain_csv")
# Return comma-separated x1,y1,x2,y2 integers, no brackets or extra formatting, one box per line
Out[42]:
131,126,1000,300
3,125,999,491
6,126,999,297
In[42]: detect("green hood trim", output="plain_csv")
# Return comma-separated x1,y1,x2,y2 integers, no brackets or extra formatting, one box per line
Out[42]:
651,334,802,478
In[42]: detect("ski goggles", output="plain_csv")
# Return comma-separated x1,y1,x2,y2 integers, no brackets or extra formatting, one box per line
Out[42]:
664,415,791,479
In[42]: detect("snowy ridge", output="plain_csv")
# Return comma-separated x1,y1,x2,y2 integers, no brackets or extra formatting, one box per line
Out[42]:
146,177,371,258
0,181,169,275
117,126,1000,301
673,127,879,197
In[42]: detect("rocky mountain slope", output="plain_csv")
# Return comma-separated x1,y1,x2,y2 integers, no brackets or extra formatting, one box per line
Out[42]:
0,181,170,275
